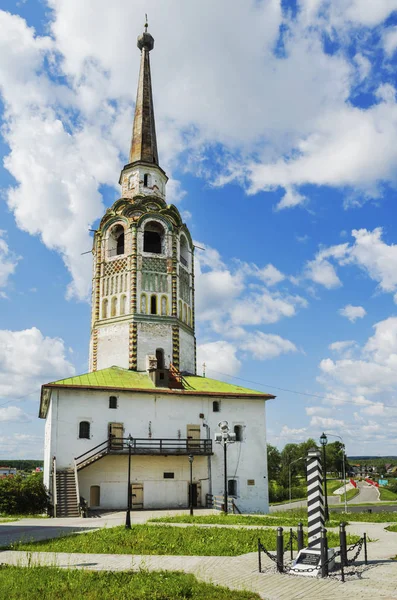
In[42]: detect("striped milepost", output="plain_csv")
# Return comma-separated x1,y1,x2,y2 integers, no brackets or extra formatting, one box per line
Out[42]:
307,447,325,548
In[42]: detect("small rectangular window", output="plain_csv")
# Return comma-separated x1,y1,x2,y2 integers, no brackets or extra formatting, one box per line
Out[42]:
213,401,220,413
228,479,237,497
163,472,174,479
109,396,117,409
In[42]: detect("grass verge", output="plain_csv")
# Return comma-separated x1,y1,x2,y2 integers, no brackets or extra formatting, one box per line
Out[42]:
0,566,260,600
13,524,359,556
273,507,397,523
346,488,360,502
150,514,341,528
386,524,397,533
380,488,397,501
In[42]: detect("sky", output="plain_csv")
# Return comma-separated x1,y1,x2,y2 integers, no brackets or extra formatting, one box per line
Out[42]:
1,0,397,459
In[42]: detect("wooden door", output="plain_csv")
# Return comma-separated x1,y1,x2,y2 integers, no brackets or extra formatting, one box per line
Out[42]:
187,424,200,448
131,483,143,509
109,422,124,449
90,485,100,507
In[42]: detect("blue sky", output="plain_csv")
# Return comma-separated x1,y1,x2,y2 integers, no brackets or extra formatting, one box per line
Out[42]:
2,0,397,458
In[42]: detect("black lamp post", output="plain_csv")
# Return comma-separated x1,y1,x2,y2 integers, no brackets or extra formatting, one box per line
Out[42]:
125,434,133,529
188,454,194,516
319,432,329,522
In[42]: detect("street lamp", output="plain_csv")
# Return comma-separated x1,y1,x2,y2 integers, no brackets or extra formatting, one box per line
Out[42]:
188,454,194,516
289,457,305,509
215,421,236,514
319,432,329,522
125,434,133,529
322,432,348,513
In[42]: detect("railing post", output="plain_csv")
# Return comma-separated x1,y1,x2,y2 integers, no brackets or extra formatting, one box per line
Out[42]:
320,527,328,578
289,528,294,561
258,538,262,573
276,527,284,573
297,522,304,551
339,522,347,567
363,532,368,565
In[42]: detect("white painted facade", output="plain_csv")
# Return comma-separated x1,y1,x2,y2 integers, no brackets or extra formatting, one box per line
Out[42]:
43,386,270,513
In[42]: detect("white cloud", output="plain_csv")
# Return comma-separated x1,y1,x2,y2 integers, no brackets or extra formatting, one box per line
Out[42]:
240,332,297,360
196,341,241,377
0,407,31,423
310,416,345,428
305,257,342,289
279,425,307,439
329,340,356,354
383,26,397,56
256,264,285,286
275,187,307,211
305,406,332,417
0,327,75,398
229,291,305,326
0,231,19,295
339,304,366,322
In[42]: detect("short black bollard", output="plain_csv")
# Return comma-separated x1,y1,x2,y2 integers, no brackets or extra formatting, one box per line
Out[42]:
320,527,328,578
276,527,284,573
340,557,345,583
364,532,368,565
297,522,304,551
258,538,262,573
339,522,348,567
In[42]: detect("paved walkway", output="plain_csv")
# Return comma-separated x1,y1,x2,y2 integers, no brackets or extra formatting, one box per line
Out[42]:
355,480,380,503
1,513,397,599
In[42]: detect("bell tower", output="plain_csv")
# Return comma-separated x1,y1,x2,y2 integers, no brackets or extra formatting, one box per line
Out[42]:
89,23,196,374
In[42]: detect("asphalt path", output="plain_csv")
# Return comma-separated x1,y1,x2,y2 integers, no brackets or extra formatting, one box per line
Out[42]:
355,480,379,503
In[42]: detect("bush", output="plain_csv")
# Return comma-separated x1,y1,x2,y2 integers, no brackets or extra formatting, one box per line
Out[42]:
0,473,49,515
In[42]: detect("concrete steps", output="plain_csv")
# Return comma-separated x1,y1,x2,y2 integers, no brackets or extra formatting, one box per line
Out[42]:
56,469,79,518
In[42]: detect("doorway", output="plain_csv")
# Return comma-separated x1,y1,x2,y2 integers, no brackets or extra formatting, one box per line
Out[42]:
90,485,100,507
186,424,200,448
109,422,124,449
131,483,144,509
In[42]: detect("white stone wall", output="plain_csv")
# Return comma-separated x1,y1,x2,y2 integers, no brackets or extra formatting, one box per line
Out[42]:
120,165,167,201
49,387,269,513
96,322,130,370
179,327,196,373
136,321,173,371
43,397,53,489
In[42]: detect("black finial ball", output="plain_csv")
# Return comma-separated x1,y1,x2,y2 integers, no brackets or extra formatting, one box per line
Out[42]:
137,32,154,51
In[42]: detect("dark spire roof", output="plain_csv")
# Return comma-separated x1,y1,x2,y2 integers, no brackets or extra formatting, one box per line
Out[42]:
128,24,159,165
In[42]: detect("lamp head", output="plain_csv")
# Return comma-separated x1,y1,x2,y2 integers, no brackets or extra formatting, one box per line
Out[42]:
320,432,328,447
188,454,194,463
218,420,229,432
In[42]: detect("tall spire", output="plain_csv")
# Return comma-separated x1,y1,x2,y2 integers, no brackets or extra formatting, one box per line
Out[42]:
129,21,159,165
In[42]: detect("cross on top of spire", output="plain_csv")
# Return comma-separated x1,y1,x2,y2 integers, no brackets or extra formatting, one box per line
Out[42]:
145,14,148,32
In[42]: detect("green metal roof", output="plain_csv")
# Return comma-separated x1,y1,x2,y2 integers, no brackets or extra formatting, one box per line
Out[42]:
39,366,274,418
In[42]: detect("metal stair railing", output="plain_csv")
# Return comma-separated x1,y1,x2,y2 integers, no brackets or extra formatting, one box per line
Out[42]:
75,439,111,469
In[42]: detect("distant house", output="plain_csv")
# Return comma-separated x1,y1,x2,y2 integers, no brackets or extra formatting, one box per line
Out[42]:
0,467,17,476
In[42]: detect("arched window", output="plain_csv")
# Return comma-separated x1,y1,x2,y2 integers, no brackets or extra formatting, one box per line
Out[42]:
143,221,164,254
108,224,125,257
120,295,127,316
143,173,151,187
180,235,189,267
156,348,164,369
102,298,108,319
111,297,117,317
234,425,243,442
179,300,182,320
161,296,167,316
150,295,157,315
79,421,90,439
141,293,147,314
213,401,220,413
109,396,117,409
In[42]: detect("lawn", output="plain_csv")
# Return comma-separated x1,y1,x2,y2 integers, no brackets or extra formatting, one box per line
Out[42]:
13,524,358,556
386,524,397,533
380,488,397,501
346,488,360,502
0,566,260,600
273,507,397,523
150,514,341,528
327,479,344,495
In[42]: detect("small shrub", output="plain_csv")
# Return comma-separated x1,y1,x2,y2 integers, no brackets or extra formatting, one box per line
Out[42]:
0,473,49,515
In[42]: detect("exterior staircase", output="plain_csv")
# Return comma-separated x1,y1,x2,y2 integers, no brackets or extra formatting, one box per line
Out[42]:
55,469,79,517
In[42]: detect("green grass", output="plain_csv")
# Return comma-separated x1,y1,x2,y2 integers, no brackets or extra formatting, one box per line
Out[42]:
327,480,344,495
386,524,397,532
272,506,397,523
12,524,358,556
269,497,306,506
346,488,360,502
0,513,48,520
380,488,397,501
0,566,260,600
0,518,18,523
150,513,341,528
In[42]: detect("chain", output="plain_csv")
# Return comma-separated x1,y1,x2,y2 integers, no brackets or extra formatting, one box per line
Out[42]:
259,543,278,563
346,538,364,565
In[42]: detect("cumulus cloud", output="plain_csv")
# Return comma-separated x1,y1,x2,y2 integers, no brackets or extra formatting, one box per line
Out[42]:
0,407,31,423
196,341,241,377
329,340,357,354
240,332,297,360
310,416,345,428
339,304,366,322
0,231,19,295
0,327,75,398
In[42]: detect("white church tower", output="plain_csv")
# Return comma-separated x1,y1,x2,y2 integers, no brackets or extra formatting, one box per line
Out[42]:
89,24,195,374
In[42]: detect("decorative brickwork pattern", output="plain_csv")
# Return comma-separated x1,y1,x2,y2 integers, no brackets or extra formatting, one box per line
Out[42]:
179,266,190,303
142,272,168,292
104,258,128,277
129,322,138,370
130,225,137,314
94,234,102,323
142,257,167,272
172,326,180,369
92,329,98,371
171,236,177,316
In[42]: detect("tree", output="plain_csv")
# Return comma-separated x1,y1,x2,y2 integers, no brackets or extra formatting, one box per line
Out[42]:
0,472,49,515
267,444,281,481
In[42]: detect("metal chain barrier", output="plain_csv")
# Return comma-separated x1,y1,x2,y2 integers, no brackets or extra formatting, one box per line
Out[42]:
258,541,278,564
346,538,364,566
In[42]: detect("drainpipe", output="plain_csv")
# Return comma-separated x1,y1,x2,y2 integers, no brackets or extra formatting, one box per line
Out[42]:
202,422,212,499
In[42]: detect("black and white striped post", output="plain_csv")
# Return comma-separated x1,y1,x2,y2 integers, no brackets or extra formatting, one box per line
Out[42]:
307,447,325,548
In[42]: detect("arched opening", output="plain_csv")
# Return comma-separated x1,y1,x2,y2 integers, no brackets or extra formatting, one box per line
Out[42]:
161,296,167,316
141,293,147,314
234,425,243,442
143,221,164,254
108,224,125,257
111,296,117,317
90,485,100,507
180,235,189,267
120,295,127,316
150,295,157,315
79,421,90,439
102,298,108,319
156,348,164,369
